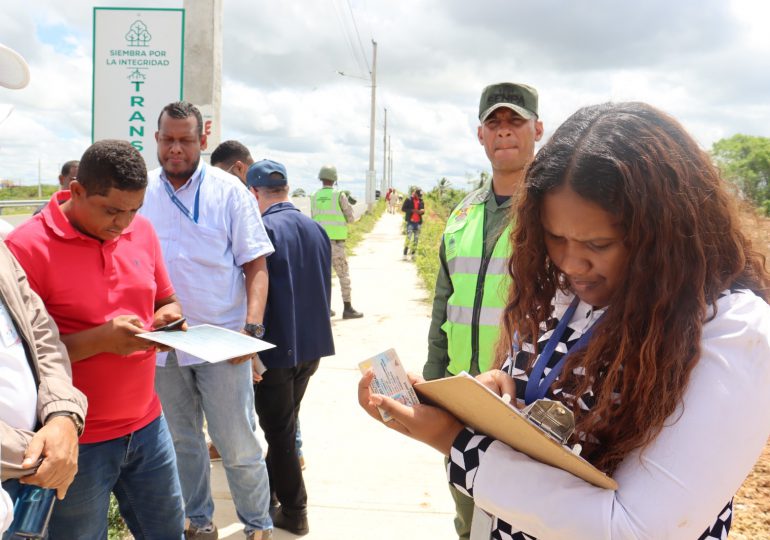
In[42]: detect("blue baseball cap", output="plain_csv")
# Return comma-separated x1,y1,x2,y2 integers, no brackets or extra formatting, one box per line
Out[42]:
246,159,288,188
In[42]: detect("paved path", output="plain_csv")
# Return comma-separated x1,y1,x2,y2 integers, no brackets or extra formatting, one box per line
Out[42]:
210,211,457,539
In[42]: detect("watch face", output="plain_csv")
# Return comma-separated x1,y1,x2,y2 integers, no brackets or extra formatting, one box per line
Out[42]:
245,324,264,338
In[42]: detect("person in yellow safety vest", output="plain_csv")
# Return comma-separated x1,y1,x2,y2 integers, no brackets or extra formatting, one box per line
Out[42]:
310,165,363,319
422,82,543,540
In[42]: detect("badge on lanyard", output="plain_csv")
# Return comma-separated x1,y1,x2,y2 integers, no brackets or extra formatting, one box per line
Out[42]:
524,296,603,405
163,164,205,224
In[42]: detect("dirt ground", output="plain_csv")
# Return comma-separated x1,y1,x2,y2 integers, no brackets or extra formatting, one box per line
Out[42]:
732,441,770,538
730,208,770,538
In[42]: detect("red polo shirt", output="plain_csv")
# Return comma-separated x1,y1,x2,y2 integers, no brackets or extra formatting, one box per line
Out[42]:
6,192,173,443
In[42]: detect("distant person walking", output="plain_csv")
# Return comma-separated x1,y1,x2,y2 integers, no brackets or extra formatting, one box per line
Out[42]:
246,160,334,537
386,188,398,214
310,165,363,319
401,188,425,260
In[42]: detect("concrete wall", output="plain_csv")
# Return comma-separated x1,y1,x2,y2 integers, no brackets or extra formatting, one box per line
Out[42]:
182,0,222,160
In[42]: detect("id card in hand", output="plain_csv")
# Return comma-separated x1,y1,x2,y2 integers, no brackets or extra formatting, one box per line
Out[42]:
359,348,420,422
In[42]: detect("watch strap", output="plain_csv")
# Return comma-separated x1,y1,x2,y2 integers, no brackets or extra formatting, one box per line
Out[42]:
244,323,265,338
46,411,85,437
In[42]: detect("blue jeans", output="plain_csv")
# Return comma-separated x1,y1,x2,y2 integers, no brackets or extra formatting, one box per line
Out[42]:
45,415,184,540
155,352,271,534
404,222,421,255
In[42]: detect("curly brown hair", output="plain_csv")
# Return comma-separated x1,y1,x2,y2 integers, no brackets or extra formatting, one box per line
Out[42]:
496,102,769,474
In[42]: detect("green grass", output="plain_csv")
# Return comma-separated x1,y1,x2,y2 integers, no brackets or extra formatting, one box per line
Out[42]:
0,185,54,215
108,494,129,539
410,189,467,304
413,218,446,305
0,185,57,199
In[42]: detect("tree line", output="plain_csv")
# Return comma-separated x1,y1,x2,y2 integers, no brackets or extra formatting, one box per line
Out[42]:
711,134,770,215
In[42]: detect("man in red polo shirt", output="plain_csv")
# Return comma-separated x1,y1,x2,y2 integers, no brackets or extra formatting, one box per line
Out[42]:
6,139,186,539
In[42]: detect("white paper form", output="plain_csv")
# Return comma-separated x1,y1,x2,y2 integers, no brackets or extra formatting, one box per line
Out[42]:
138,324,275,363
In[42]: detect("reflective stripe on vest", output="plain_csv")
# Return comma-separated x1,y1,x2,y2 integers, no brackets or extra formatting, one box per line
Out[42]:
311,187,348,240
446,256,508,276
441,201,512,375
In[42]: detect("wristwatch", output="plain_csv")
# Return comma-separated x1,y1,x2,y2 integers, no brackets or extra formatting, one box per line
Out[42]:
243,323,265,339
46,411,85,437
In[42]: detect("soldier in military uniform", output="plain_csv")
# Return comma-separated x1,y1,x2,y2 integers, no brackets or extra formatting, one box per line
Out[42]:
422,82,544,539
310,165,363,319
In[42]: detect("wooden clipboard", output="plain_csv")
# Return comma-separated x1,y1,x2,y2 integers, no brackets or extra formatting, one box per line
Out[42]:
414,374,618,490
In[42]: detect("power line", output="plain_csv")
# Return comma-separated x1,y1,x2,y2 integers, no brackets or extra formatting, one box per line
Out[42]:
345,0,371,74
330,0,367,76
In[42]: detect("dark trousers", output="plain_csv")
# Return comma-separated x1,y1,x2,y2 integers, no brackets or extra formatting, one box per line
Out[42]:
253,359,320,514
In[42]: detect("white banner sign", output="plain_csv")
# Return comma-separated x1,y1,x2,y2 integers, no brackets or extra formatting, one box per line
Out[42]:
92,7,185,168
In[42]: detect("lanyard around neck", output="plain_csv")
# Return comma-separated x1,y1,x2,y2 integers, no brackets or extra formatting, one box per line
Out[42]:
163,164,204,224
523,296,602,405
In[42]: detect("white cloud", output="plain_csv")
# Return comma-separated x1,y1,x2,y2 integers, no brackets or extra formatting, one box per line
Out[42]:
1,0,768,197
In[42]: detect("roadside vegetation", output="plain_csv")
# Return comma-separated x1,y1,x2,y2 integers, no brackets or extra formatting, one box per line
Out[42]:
409,178,469,304
711,134,770,215
0,185,55,215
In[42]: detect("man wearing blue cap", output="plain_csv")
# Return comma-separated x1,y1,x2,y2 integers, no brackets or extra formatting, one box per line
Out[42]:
246,160,334,536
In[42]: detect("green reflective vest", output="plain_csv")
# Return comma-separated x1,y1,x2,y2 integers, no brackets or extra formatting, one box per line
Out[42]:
441,200,512,375
311,187,348,240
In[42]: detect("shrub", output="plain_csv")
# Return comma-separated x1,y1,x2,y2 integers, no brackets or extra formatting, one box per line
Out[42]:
409,185,469,303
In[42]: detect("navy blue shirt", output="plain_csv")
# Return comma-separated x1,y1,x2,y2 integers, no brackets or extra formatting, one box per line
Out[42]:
260,201,335,368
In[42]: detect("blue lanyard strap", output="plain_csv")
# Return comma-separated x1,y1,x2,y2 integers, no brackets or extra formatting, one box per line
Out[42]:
163,165,204,224
524,296,602,405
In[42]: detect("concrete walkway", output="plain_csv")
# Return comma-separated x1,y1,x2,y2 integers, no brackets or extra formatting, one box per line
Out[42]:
210,210,456,539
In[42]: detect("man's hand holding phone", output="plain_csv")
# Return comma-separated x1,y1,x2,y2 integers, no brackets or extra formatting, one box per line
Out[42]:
150,313,187,352
106,314,155,356
154,317,187,332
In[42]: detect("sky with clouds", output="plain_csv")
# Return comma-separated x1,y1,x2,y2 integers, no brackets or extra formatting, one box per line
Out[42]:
1,0,769,198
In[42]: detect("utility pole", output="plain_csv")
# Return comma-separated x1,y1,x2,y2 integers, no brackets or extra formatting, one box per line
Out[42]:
382,107,388,194
182,0,223,161
366,40,377,206
37,157,42,198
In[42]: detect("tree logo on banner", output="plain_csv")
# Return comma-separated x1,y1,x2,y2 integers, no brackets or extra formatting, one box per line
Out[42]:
125,21,152,47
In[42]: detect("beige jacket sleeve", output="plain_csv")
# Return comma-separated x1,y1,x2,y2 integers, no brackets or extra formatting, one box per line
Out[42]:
338,192,355,223
0,244,87,480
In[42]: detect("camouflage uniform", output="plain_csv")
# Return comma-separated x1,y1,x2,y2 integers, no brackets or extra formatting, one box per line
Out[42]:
331,240,351,302
312,164,363,319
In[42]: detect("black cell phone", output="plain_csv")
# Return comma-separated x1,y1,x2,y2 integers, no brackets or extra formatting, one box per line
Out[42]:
7,485,56,539
154,317,186,332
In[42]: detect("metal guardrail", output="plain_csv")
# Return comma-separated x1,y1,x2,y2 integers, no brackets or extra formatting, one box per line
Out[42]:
0,200,45,215
0,198,370,220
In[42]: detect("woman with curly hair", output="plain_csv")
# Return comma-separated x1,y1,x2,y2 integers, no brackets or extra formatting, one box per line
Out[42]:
359,102,770,539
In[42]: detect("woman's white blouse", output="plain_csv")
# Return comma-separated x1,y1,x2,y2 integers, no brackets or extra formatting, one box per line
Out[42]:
448,289,770,539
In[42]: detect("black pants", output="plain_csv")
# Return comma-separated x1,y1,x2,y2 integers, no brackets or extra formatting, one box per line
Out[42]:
253,359,320,514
